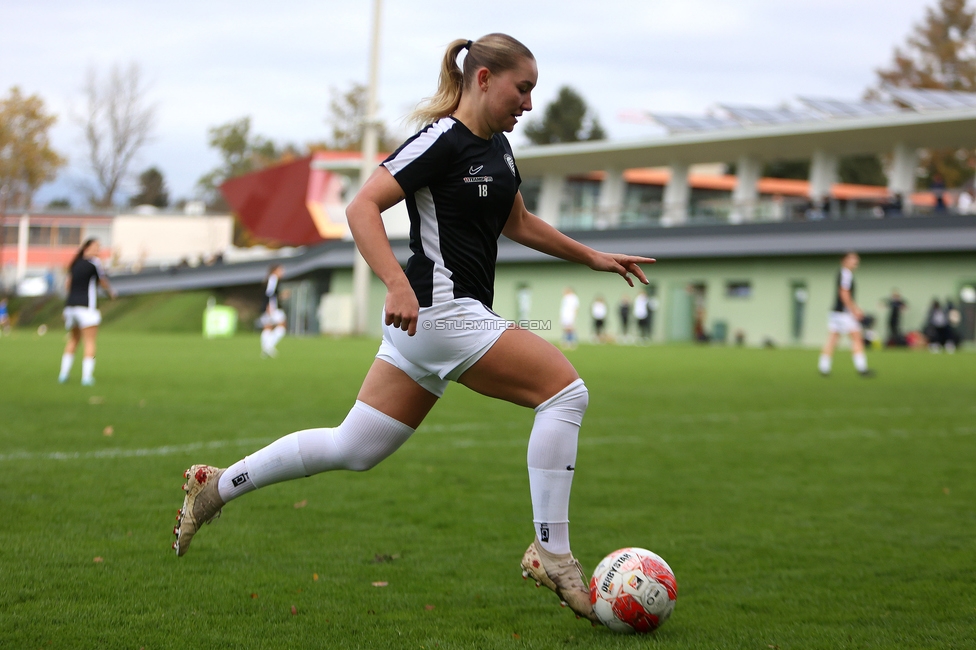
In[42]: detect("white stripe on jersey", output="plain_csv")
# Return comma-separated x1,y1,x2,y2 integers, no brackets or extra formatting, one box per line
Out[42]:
415,187,455,303
382,119,455,176
87,277,97,309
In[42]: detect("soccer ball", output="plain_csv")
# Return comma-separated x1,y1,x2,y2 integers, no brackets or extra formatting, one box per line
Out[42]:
589,547,677,633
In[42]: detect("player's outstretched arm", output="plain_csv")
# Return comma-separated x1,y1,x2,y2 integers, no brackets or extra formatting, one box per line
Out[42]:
502,191,655,286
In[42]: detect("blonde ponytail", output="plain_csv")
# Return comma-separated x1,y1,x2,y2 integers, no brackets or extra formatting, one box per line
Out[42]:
409,34,534,128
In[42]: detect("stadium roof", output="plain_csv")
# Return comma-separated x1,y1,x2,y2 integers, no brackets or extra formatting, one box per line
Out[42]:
514,89,976,176
110,215,976,296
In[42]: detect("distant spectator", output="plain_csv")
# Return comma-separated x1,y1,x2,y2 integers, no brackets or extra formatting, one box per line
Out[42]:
0,298,10,335
591,295,608,342
956,189,974,215
924,299,951,353
559,287,579,350
946,299,962,353
634,292,651,342
883,290,908,347
931,174,947,213
618,295,631,339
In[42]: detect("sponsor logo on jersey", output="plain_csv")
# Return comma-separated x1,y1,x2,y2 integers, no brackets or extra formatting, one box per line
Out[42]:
469,165,484,174
504,153,516,176
463,175,493,183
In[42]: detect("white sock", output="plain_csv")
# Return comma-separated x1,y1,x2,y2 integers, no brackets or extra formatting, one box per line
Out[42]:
260,329,273,354
217,401,415,503
527,378,588,555
853,352,868,373
59,353,74,381
272,325,285,347
81,357,95,383
818,354,832,374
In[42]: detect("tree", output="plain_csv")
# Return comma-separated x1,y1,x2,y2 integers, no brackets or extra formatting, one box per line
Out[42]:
324,83,395,152
196,116,280,210
523,86,606,145
130,166,169,208
0,86,66,211
873,0,976,188
79,63,156,207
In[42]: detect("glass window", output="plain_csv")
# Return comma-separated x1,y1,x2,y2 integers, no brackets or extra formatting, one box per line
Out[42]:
559,178,602,230
29,225,52,246
2,225,19,244
726,281,752,298
520,178,541,213
57,226,82,246
620,183,664,226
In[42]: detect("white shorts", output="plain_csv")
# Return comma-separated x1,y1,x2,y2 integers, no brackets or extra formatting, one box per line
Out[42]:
259,309,286,327
63,306,102,330
828,311,861,334
376,297,508,398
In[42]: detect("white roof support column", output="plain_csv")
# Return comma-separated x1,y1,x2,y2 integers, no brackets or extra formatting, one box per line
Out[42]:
731,154,761,223
597,169,626,228
662,162,690,226
888,141,918,213
16,213,29,284
537,172,565,227
809,149,838,206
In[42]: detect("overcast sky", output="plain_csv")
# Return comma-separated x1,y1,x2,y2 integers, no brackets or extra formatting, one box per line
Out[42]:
0,0,933,207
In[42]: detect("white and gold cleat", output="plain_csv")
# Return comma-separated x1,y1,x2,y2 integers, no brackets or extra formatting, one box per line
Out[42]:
173,465,225,557
520,538,599,623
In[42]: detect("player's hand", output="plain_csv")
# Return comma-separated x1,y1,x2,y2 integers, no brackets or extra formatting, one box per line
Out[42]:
589,252,656,287
384,283,420,336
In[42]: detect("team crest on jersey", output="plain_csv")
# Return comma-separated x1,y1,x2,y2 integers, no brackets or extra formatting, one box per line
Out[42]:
504,153,516,176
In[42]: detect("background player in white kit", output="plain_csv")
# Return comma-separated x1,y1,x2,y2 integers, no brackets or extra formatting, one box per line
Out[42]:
172,33,654,624
818,252,874,377
259,264,286,357
59,238,116,385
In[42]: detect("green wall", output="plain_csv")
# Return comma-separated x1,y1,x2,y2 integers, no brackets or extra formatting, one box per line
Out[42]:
328,251,976,348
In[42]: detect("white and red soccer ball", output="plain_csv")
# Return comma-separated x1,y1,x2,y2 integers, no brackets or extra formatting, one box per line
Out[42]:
589,547,677,633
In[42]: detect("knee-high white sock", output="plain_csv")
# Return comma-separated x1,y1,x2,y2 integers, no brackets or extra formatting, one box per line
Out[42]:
260,329,273,354
527,378,588,555
81,357,95,383
272,325,285,347
59,353,74,381
818,354,832,374
217,401,415,503
853,352,868,373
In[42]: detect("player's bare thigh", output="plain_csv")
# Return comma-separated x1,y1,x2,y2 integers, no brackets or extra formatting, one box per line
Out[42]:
357,358,439,429
458,326,579,409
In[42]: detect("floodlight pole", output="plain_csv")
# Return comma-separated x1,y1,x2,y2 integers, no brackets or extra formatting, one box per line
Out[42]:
352,0,382,336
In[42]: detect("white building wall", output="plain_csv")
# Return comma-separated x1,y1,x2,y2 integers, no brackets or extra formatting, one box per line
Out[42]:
111,214,234,268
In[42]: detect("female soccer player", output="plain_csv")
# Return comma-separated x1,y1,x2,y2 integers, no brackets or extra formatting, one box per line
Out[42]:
259,264,286,357
173,33,654,623
59,238,116,385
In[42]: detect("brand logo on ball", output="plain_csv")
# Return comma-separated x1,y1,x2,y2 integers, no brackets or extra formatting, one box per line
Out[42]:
628,574,645,590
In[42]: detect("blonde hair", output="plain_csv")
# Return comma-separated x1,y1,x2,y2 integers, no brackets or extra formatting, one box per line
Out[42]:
409,33,534,128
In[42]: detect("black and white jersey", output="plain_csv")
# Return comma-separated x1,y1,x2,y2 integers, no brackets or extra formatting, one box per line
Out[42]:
383,117,521,309
832,268,855,313
65,258,104,309
263,275,279,312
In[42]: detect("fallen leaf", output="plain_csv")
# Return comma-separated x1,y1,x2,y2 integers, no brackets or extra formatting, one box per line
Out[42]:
425,604,435,611
250,593,259,599
512,633,520,639
293,499,307,509
943,487,951,495
88,396,104,405
93,557,103,563
103,426,114,436
313,573,319,581
371,581,388,587
290,605,298,615
373,553,400,563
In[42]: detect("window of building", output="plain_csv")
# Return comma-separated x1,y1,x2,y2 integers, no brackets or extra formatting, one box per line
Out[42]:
2,225,19,244
726,281,752,298
28,225,52,246
57,226,82,246
559,178,602,230
520,178,541,213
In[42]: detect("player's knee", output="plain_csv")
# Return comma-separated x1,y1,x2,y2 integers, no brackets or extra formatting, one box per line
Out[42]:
536,377,588,421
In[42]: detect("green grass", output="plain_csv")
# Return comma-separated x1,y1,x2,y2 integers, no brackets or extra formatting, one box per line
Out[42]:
1,332,974,649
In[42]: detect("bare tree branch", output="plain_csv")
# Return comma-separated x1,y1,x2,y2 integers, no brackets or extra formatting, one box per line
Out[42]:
79,63,156,208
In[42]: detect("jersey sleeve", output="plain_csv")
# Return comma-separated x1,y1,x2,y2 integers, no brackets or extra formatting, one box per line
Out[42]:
839,268,853,290
382,120,456,195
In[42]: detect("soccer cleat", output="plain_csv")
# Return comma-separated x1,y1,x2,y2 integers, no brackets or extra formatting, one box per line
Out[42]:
520,538,599,623
81,378,95,386
859,369,876,378
173,465,226,557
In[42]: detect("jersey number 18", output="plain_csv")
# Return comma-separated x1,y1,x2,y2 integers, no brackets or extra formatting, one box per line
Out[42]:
478,184,488,197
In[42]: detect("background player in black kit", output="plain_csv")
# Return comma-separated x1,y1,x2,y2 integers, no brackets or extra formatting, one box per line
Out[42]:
818,252,873,377
59,238,116,385
173,33,654,625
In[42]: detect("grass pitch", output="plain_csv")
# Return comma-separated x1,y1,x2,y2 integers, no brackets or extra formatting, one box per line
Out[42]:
1,332,974,649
